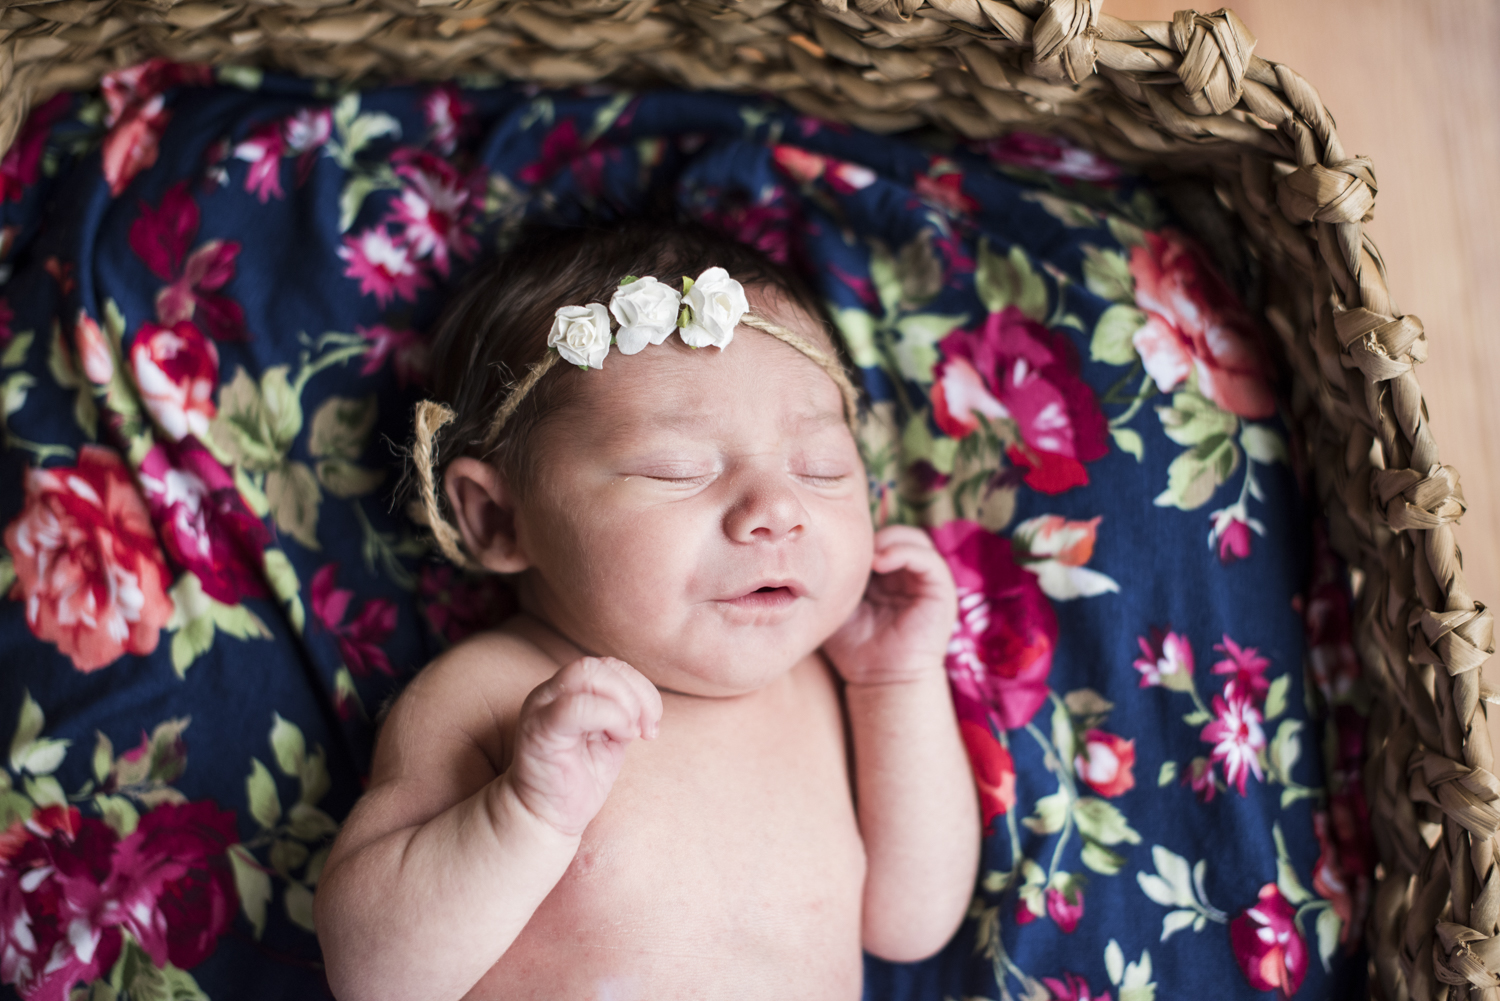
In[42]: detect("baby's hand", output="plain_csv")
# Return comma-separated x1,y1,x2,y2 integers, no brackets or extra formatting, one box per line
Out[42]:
506,657,663,838
824,526,958,687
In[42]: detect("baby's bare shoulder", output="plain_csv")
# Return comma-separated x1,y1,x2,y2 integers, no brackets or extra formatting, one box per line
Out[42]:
381,627,556,765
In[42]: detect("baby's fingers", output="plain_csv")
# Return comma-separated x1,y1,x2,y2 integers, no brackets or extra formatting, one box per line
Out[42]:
529,657,662,740
532,690,644,745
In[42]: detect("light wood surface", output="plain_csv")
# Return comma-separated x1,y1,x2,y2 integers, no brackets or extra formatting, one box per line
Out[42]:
1107,0,1500,745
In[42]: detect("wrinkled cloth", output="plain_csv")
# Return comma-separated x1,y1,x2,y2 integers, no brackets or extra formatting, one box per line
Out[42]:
0,68,1369,1000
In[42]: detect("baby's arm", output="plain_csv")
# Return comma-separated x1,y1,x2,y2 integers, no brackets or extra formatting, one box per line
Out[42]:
314,644,661,1001
824,526,981,962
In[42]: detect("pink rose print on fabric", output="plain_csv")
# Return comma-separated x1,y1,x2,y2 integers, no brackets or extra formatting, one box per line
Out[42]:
517,118,608,195
418,565,514,646
388,150,481,277
1212,634,1271,704
930,519,1058,731
770,145,877,194
1128,229,1274,419
3,446,174,672
957,719,1016,834
0,94,70,203
1202,693,1266,795
1044,886,1084,933
984,132,1121,184
1043,972,1112,1001
0,298,11,348
73,311,114,386
338,227,429,307
312,563,397,678
699,196,795,265
130,320,219,441
1230,883,1308,996
1132,627,1194,688
99,60,212,197
1073,729,1135,798
138,439,270,605
128,182,246,342
1209,502,1261,563
933,307,1109,494
0,801,238,1001
233,107,332,202
359,324,430,390
423,84,472,155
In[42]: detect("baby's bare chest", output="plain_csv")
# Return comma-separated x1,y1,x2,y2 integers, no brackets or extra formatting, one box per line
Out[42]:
473,665,866,1001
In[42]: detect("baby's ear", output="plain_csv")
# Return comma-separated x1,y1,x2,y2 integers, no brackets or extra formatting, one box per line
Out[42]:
444,457,529,574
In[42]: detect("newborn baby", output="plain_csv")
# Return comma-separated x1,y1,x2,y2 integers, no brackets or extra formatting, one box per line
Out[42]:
314,222,980,1001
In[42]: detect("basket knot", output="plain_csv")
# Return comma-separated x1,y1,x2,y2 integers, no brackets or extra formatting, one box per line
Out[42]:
1169,8,1256,115
1373,464,1466,532
1028,0,1102,84
1407,748,1500,840
1408,601,1494,679
1434,924,1500,989
1276,157,1377,225
1333,306,1426,382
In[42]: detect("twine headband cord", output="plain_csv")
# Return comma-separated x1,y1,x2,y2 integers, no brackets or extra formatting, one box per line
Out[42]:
410,309,862,570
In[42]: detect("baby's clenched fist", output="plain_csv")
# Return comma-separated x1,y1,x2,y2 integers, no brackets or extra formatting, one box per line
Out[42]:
505,656,663,838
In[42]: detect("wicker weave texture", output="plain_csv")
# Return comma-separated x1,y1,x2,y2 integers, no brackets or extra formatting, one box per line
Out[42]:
0,2,1495,998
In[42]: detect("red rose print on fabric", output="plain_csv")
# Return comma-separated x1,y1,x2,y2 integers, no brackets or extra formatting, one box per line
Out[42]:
74,311,115,386
1230,883,1308,996
1073,729,1135,798
957,718,1016,834
418,565,514,646
312,564,397,677
930,519,1058,731
984,132,1121,184
914,164,978,217
0,94,70,203
99,60,212,197
3,446,174,672
770,145,877,194
1128,229,1274,419
139,439,270,605
934,307,1109,494
0,298,11,348
0,801,238,1001
693,190,797,266
128,183,246,341
130,320,219,441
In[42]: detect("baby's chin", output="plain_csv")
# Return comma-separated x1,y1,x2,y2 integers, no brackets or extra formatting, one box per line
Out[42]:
607,623,833,699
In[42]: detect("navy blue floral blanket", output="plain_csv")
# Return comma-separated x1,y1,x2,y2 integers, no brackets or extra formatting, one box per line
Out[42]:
0,62,1370,1000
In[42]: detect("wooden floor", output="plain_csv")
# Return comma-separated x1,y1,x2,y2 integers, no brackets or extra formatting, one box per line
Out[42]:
1105,0,1500,745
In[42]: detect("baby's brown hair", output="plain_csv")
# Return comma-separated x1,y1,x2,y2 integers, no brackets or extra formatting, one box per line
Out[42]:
408,220,859,568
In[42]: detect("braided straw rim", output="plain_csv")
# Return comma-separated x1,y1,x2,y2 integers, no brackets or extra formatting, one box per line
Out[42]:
2,1,1494,995
410,310,862,569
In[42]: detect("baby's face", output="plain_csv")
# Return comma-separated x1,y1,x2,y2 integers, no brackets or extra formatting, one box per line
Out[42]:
511,289,873,697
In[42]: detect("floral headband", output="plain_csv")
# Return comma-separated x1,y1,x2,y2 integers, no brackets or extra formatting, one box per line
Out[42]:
408,267,862,569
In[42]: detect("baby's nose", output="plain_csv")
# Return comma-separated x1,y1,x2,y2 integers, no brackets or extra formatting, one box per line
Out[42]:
723,474,807,543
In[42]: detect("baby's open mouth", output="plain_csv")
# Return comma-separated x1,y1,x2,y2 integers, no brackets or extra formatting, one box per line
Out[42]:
721,583,800,610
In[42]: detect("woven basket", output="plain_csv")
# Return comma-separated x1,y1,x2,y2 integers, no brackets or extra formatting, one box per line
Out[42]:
1,1,1493,997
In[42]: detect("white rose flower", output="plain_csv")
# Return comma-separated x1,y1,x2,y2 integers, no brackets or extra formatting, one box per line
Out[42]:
609,276,682,355
679,267,749,350
548,302,612,369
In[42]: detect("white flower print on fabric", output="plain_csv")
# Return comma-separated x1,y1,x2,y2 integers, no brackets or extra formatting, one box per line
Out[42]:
679,267,749,349
548,303,612,369
609,276,682,355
